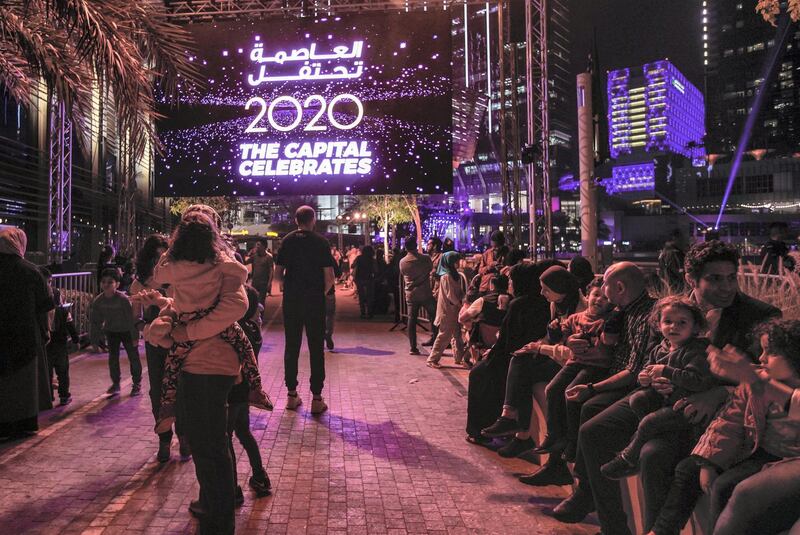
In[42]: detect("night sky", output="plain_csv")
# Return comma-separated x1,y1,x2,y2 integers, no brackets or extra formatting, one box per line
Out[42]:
569,0,704,89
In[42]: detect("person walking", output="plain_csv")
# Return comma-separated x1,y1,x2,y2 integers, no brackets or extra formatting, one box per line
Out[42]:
325,247,342,351
138,205,251,535
353,245,377,319
275,206,336,414
426,251,467,368
399,238,438,355
90,268,143,396
0,227,54,439
245,237,274,305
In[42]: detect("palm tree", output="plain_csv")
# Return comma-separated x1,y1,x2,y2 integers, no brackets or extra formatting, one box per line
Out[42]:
0,0,200,159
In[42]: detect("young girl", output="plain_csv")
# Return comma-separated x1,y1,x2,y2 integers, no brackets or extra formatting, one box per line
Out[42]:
427,251,466,368
529,279,614,458
601,295,715,480
138,210,271,433
647,318,800,535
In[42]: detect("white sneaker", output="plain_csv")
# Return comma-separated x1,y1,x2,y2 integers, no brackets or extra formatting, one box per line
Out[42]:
311,397,328,415
286,394,303,410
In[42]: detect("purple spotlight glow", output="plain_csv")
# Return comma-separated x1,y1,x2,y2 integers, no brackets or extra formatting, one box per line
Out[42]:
716,15,792,229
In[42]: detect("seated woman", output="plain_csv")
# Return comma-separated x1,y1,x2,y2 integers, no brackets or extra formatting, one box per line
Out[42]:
647,319,800,535
480,265,583,458
459,274,511,365
465,261,558,444
531,279,615,460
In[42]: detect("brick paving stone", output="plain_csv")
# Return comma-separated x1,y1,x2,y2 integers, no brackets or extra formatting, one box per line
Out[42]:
0,288,600,534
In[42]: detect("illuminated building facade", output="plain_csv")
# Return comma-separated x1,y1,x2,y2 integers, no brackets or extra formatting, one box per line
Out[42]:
604,59,705,197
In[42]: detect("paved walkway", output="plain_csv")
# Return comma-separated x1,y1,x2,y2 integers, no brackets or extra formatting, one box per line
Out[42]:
0,288,598,535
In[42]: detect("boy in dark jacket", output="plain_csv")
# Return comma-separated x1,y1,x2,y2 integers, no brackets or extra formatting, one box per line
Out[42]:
41,268,79,405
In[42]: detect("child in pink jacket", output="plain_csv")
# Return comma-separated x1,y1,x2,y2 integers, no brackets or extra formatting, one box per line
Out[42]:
137,211,271,433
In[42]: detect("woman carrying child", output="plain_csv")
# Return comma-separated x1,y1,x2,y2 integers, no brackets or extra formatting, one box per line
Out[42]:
137,206,271,535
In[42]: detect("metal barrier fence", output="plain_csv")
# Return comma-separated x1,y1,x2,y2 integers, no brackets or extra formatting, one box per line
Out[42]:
394,276,431,331
51,271,96,335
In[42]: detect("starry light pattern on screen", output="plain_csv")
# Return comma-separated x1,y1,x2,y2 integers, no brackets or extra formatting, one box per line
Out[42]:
155,12,453,197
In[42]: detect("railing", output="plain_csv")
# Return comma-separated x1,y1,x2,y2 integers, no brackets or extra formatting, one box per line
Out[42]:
51,271,96,336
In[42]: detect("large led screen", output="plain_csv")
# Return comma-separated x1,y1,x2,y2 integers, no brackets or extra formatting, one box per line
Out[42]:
155,12,453,197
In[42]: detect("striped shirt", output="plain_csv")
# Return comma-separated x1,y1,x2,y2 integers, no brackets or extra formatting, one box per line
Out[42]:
609,291,660,374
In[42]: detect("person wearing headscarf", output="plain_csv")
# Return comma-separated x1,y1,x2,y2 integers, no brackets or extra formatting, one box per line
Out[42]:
464,260,562,443
0,226,54,438
480,265,584,458
568,256,596,296
426,251,466,368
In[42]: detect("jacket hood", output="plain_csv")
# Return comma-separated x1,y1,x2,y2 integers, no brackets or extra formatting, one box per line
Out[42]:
154,252,247,287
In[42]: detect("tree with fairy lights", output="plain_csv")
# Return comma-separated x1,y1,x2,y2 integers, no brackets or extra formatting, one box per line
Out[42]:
356,195,417,251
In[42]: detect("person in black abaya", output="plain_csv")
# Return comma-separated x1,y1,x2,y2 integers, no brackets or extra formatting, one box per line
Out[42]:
0,226,54,438
465,260,561,443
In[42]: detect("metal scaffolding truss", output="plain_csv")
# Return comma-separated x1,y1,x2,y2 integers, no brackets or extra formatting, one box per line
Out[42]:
48,100,72,263
165,0,553,256
164,0,488,19
116,138,138,255
526,0,552,259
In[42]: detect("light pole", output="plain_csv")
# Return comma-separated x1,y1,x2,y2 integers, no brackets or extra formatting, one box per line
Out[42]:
336,215,344,251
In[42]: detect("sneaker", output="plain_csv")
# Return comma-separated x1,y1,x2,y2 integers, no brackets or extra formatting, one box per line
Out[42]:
518,460,574,487
498,436,536,458
248,389,274,411
409,348,421,355
130,383,142,396
426,360,441,369
249,473,272,496
188,500,206,518
178,436,192,461
311,397,328,415
600,455,638,480
326,336,334,351
481,416,522,438
157,440,171,463
235,486,244,507
421,339,435,347
106,383,121,395
59,395,72,406
286,393,303,410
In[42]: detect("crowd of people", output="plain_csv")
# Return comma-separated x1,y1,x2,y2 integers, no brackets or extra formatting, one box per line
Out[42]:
4,211,800,534
424,238,798,535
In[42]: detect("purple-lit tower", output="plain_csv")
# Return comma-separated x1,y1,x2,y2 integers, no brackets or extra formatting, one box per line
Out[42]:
605,60,705,196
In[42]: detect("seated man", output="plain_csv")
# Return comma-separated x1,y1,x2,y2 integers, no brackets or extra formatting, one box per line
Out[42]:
565,242,780,535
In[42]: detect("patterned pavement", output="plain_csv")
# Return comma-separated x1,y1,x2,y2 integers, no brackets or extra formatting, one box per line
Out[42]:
0,288,598,535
